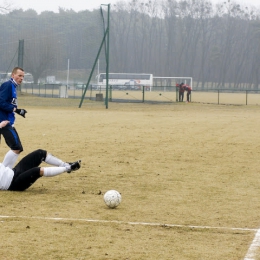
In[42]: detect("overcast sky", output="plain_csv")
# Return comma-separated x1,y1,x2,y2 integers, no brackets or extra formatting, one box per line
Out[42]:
6,0,260,13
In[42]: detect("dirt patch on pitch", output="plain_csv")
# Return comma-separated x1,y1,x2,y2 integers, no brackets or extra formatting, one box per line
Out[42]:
0,98,258,259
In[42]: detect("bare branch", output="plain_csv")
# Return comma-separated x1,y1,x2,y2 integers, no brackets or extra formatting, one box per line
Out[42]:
0,0,13,14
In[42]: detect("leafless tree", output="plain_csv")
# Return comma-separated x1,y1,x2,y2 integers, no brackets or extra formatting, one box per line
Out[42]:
0,0,12,13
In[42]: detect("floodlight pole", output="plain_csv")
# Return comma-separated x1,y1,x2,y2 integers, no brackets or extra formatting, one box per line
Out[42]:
79,4,110,109
18,39,24,68
104,4,110,109
79,28,108,108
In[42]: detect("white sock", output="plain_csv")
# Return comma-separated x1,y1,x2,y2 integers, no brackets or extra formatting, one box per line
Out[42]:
2,150,19,168
45,154,69,167
43,167,68,177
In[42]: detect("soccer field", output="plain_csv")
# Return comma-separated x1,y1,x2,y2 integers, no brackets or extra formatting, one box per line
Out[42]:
0,96,260,259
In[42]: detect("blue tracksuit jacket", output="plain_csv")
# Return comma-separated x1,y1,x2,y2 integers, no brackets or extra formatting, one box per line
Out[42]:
0,78,18,125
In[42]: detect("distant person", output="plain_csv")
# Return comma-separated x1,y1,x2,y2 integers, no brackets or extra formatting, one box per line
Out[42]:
0,122,81,192
0,67,27,168
177,82,185,102
184,84,192,102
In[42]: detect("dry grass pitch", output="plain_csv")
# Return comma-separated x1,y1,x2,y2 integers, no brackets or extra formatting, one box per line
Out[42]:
0,95,260,259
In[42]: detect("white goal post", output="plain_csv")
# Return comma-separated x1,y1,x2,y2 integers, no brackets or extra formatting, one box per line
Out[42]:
153,76,193,89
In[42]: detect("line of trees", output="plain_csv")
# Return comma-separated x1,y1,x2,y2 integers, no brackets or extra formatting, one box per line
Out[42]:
0,0,259,89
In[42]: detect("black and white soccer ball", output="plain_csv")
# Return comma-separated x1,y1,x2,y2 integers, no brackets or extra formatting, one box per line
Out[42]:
103,190,122,208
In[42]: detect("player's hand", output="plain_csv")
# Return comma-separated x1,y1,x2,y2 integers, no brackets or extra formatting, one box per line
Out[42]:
15,108,27,118
0,120,10,128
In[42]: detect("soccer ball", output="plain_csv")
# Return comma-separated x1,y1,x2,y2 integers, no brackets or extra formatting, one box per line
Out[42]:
103,190,122,208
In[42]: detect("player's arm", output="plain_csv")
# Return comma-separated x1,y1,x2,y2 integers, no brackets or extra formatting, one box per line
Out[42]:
0,84,15,112
0,83,27,117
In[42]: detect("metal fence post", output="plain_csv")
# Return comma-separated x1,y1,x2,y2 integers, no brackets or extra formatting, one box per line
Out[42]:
109,85,112,101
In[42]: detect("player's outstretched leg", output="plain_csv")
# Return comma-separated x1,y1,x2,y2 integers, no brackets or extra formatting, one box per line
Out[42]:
45,154,81,173
9,162,82,191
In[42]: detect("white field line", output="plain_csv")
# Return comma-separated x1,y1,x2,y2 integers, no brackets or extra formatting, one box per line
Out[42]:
244,229,260,260
0,215,257,232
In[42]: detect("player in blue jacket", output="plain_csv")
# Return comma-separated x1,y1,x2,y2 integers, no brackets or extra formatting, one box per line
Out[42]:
0,67,27,168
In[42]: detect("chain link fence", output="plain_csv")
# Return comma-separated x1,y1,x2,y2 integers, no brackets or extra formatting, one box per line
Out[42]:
20,83,260,106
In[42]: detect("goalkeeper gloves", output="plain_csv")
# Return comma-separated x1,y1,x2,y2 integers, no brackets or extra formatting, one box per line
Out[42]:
15,108,27,118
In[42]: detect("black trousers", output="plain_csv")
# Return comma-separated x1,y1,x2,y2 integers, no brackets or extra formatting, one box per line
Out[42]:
0,124,23,151
8,149,47,191
187,92,191,102
179,92,184,102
